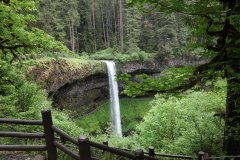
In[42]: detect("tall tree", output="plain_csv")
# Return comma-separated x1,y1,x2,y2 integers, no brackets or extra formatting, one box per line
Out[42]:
91,0,97,51
118,0,124,52
130,0,240,155
67,0,80,52
35,0,190,56
155,13,179,56
36,0,66,42
36,0,79,51
125,7,141,53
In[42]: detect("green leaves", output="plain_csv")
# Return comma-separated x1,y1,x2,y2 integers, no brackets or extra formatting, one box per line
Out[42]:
136,88,226,155
0,0,70,62
117,66,194,97
0,59,50,120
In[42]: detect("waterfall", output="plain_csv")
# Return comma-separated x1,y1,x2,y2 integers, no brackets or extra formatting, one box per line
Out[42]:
103,61,122,137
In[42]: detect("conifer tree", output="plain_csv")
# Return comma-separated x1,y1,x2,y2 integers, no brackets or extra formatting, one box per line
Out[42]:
125,7,142,53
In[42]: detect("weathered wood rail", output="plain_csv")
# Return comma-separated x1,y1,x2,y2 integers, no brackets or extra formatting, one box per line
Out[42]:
0,110,239,160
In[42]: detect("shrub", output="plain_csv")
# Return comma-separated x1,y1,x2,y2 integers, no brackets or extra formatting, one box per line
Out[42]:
0,60,49,120
86,48,155,63
89,48,115,60
115,53,132,63
136,89,226,155
0,60,85,138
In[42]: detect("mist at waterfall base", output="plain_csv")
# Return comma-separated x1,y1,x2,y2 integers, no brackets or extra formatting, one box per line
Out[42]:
103,61,123,137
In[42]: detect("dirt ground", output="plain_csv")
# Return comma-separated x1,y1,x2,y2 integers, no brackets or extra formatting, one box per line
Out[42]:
0,154,45,160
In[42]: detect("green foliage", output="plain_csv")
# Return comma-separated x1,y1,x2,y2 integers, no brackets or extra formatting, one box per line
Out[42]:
36,0,80,51
136,88,226,155
0,59,84,144
87,48,155,63
0,60,49,119
52,110,85,137
125,6,142,53
0,59,50,137
128,0,240,154
88,48,116,60
118,67,194,97
0,0,71,62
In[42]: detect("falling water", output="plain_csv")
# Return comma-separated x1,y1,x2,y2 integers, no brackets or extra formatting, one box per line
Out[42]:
103,61,122,137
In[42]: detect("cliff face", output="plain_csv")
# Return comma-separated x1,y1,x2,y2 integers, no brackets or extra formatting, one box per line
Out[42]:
118,55,206,74
27,58,108,111
27,56,207,113
53,74,108,112
27,58,107,94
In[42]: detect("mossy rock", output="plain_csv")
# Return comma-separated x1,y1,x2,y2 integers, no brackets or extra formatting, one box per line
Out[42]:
26,58,107,93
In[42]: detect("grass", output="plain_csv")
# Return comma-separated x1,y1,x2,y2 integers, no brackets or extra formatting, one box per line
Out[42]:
77,98,153,136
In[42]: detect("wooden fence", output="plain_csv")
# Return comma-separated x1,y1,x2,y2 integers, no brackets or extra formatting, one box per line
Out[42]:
0,110,239,160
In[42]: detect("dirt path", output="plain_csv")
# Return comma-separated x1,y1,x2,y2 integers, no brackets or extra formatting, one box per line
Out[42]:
0,154,45,160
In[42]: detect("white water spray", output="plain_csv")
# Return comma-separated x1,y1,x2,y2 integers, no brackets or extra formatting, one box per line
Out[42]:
103,61,122,137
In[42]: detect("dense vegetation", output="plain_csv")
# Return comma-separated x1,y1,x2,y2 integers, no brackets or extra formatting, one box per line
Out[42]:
1,0,240,158
88,84,226,156
0,0,70,62
136,86,226,155
128,0,240,155
77,98,152,135
35,0,190,57
0,60,84,137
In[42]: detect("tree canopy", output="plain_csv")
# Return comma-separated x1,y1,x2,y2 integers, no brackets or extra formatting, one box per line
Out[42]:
0,0,70,62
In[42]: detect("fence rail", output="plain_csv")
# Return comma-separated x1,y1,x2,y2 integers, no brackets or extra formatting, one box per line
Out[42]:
0,145,46,151
0,109,239,160
0,131,44,138
0,118,43,125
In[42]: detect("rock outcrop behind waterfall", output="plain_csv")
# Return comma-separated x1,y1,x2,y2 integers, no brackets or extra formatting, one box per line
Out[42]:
27,56,207,114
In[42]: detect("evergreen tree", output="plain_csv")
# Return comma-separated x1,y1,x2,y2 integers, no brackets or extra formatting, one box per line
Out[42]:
125,7,142,53
36,0,79,51
36,0,66,41
35,0,190,56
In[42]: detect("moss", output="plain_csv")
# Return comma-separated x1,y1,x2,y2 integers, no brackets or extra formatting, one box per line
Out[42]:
85,48,157,64
25,58,107,92
77,98,153,135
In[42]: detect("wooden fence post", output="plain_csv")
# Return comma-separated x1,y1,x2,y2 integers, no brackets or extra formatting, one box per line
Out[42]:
135,149,144,160
41,110,57,160
79,136,91,160
103,140,108,146
102,140,108,153
198,151,205,160
148,146,155,157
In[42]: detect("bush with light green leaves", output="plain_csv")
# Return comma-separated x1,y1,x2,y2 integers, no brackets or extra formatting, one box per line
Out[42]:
136,87,226,155
0,60,84,145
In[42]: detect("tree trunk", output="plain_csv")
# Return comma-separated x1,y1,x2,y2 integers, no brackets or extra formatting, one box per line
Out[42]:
106,10,110,48
221,1,240,155
224,59,240,155
101,9,107,47
71,21,75,51
113,0,118,46
92,0,97,51
69,24,73,51
118,0,124,52
76,32,79,53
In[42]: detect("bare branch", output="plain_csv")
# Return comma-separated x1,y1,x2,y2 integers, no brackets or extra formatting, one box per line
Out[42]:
205,16,224,37
9,49,20,64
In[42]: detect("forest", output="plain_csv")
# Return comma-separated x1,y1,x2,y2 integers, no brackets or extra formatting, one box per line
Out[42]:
36,0,189,55
0,0,240,159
